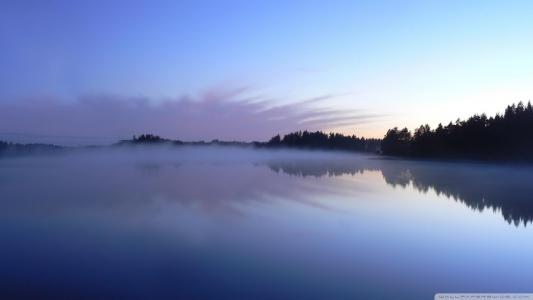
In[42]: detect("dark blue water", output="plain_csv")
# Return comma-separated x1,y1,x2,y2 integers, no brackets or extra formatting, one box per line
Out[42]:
1,147,532,299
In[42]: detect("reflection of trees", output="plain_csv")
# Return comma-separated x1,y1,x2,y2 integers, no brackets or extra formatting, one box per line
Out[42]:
267,159,376,177
267,158,533,226
4,148,533,226
388,163,533,226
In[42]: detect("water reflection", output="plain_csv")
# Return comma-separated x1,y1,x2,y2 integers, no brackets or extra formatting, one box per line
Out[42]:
266,157,533,226
1,148,533,299
4,148,532,226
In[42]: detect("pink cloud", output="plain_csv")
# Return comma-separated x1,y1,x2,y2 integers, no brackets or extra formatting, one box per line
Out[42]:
0,88,383,145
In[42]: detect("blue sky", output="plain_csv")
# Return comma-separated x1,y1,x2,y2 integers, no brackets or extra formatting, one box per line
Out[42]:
1,0,533,142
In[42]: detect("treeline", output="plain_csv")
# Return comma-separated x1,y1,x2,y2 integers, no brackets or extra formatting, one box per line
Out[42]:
116,134,180,145
132,134,170,143
117,134,249,147
119,132,381,153
382,102,533,160
264,131,381,152
0,140,63,157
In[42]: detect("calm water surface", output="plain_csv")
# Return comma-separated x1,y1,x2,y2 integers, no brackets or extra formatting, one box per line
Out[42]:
1,147,532,299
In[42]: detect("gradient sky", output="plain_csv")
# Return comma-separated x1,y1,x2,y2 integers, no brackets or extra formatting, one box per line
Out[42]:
1,0,533,144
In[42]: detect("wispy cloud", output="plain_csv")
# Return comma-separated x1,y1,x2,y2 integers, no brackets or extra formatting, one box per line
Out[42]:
0,88,383,145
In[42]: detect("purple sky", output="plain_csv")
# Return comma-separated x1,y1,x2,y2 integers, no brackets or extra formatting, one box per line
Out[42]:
0,88,383,145
2,1,533,143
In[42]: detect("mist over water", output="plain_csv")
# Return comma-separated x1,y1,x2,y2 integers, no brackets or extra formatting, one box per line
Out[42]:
1,147,533,299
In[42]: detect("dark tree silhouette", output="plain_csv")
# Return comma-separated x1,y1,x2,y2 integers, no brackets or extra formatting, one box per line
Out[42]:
381,127,412,156
132,134,168,143
263,130,381,153
116,134,186,145
381,102,533,160
0,140,63,157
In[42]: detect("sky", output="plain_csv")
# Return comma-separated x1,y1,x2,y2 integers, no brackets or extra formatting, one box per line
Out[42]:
1,0,533,144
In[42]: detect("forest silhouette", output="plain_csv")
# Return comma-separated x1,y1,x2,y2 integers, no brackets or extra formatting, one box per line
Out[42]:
263,131,381,152
0,140,62,157
382,102,533,160
3,102,533,161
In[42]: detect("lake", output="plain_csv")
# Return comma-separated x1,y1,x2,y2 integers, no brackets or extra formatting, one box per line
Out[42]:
1,147,532,299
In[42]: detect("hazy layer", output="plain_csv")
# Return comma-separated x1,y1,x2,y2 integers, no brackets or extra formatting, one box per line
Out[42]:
1,147,533,299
